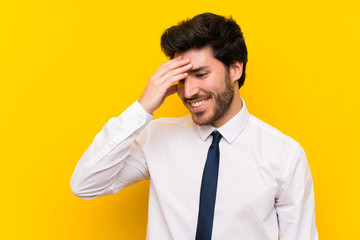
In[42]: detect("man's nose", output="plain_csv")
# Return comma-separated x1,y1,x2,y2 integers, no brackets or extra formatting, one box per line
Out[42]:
183,76,199,99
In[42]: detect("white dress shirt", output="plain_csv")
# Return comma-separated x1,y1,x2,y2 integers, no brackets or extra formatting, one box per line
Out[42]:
71,99,318,240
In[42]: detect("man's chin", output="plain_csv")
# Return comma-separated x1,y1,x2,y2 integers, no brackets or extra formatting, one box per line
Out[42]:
191,112,212,126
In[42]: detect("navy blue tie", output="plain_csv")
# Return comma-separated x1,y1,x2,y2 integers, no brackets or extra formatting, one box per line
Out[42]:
195,131,222,240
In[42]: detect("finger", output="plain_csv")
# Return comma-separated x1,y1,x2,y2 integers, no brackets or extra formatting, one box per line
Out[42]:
158,63,192,84
152,56,182,76
161,72,188,89
153,58,191,79
159,56,183,69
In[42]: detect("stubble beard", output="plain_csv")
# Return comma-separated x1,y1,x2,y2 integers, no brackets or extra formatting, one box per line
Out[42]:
191,74,235,126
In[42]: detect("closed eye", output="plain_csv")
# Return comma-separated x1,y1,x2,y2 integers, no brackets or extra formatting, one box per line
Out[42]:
196,73,208,78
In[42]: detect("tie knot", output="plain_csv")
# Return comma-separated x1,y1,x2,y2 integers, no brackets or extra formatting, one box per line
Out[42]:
211,131,222,145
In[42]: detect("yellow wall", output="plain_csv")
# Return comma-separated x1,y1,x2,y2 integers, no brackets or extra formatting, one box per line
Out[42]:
1,0,359,239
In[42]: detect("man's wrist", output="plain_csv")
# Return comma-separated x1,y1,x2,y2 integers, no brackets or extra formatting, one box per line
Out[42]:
135,100,154,119
138,98,155,115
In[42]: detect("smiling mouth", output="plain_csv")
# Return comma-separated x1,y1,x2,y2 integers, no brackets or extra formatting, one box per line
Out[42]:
187,97,210,109
190,99,206,107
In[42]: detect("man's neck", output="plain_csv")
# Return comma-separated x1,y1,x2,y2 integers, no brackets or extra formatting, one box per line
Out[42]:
212,94,243,128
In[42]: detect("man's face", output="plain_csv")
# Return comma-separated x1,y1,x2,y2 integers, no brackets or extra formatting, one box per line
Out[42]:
176,46,237,127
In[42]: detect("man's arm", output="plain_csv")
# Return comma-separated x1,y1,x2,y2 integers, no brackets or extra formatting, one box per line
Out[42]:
70,56,193,199
275,144,318,239
70,101,153,199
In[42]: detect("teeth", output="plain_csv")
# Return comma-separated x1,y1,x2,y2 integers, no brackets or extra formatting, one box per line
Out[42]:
191,99,206,108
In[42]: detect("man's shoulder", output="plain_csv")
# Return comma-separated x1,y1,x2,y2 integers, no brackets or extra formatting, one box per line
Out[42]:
247,114,299,148
137,115,194,146
147,114,194,131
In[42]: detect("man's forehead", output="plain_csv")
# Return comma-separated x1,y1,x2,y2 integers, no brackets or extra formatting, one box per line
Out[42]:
174,46,214,58
175,47,216,70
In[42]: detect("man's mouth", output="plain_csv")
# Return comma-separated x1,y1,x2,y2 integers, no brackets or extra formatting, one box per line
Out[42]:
190,99,207,108
186,96,211,111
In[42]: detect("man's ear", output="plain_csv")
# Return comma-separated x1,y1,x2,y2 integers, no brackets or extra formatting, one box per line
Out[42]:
229,62,243,83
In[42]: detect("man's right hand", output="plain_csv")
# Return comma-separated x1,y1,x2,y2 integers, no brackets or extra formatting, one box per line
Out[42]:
138,56,193,114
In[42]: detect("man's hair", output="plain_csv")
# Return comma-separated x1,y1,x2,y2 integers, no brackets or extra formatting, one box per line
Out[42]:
161,12,248,88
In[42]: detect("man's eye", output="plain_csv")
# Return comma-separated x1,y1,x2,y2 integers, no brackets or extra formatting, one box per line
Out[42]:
196,73,208,78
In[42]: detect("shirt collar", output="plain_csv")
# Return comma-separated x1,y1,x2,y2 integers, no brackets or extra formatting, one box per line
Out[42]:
196,98,250,144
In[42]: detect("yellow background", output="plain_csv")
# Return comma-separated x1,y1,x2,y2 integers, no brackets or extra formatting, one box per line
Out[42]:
1,0,359,239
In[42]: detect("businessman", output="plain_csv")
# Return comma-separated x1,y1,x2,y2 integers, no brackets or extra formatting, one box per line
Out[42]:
71,13,318,239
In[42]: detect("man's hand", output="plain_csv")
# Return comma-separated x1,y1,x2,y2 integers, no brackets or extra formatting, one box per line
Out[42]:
139,56,193,114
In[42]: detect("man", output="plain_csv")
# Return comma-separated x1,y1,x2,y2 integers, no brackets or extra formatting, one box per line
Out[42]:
71,13,318,239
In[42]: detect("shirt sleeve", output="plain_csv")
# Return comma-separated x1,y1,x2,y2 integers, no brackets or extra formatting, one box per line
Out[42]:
70,101,153,200
275,143,318,239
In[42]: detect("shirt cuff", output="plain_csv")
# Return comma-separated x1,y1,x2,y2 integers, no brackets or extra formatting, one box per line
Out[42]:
119,100,154,128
